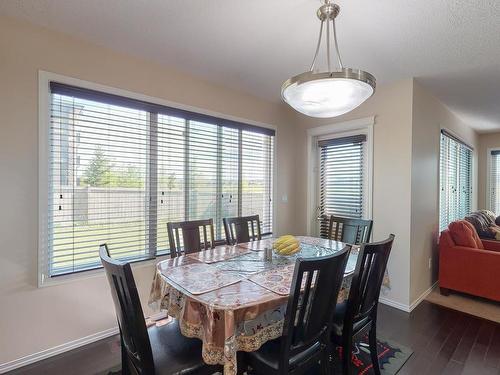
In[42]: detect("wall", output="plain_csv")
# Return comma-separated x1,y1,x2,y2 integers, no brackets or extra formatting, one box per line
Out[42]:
0,16,299,367
294,79,415,309
410,81,478,304
477,132,500,210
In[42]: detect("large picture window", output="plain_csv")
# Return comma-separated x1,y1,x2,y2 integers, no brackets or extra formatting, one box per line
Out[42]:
45,82,274,277
439,130,473,232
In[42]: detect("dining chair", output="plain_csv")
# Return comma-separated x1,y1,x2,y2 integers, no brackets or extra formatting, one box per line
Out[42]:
223,215,261,245
243,246,351,375
331,234,395,375
99,244,221,375
327,215,373,245
167,219,215,258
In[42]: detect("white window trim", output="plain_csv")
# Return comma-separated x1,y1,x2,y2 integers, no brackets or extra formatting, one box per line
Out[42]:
305,116,374,236
38,70,278,287
486,147,500,212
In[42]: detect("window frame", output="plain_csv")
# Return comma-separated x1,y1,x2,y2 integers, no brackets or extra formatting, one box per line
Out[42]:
38,71,277,287
305,117,374,237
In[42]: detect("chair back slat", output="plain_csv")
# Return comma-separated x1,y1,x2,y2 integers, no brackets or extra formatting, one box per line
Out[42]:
100,245,154,374
167,219,215,258
346,235,394,324
327,215,373,245
279,247,350,372
223,215,261,245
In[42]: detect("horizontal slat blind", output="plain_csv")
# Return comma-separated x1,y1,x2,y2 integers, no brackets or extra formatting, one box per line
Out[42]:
50,95,151,275
439,131,473,232
318,135,366,238
156,114,186,253
490,150,500,213
241,131,274,235
48,83,274,276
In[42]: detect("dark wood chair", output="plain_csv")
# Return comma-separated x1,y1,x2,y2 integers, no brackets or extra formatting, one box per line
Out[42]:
244,247,351,375
99,244,221,375
331,234,395,375
223,215,261,245
327,215,373,245
167,219,215,258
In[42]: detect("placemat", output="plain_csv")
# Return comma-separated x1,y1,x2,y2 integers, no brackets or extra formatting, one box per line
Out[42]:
212,252,277,276
238,239,274,251
248,264,297,295
162,263,244,295
187,245,251,264
248,243,355,296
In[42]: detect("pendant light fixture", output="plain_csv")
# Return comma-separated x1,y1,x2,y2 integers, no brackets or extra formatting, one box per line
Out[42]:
282,0,375,118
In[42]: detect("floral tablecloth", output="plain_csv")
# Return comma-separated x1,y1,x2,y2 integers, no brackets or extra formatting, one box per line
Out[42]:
148,236,356,375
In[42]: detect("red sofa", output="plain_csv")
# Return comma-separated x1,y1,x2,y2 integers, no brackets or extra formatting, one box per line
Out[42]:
439,221,500,302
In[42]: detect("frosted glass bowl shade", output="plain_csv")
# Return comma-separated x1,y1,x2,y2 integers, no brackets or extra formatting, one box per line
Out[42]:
281,69,376,118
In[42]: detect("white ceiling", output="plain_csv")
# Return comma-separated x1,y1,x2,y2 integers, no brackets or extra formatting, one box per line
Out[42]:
2,0,500,132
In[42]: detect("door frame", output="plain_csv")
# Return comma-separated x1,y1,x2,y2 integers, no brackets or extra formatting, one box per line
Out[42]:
305,116,375,236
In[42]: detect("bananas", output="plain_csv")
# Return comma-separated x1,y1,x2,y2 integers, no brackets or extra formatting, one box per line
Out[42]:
273,235,300,256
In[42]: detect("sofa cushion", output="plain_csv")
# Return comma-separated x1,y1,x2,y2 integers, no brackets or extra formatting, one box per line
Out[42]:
448,220,484,249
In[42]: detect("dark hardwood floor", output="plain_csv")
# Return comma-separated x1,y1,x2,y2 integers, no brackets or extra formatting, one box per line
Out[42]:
7,301,500,374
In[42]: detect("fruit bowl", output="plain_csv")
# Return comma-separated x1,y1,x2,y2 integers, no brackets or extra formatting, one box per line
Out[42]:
273,235,301,256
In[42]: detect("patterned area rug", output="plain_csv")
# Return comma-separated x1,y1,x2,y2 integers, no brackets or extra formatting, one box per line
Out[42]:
333,336,413,375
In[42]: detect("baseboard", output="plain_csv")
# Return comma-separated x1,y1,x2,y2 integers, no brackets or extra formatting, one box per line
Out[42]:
0,327,119,374
378,282,438,313
379,297,411,312
409,281,438,312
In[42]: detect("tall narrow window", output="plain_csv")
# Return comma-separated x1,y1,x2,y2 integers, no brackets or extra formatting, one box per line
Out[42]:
45,82,274,277
489,150,500,213
318,134,367,238
241,131,274,235
439,130,473,232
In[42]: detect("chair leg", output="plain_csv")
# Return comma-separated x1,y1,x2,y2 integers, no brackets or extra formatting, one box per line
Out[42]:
321,346,332,375
368,326,381,375
342,336,352,375
120,338,130,375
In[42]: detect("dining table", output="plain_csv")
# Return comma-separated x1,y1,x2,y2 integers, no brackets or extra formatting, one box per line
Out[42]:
148,236,358,375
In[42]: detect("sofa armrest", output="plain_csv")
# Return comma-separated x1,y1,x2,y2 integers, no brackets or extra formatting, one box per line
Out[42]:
481,239,500,253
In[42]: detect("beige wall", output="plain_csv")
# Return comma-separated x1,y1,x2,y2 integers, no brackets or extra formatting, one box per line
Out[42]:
478,132,500,210
293,79,415,308
410,81,478,304
0,16,299,366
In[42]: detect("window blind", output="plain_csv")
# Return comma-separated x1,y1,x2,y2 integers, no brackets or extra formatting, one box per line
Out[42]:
318,134,366,238
48,83,274,276
439,130,473,232
490,150,500,213
241,131,274,235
